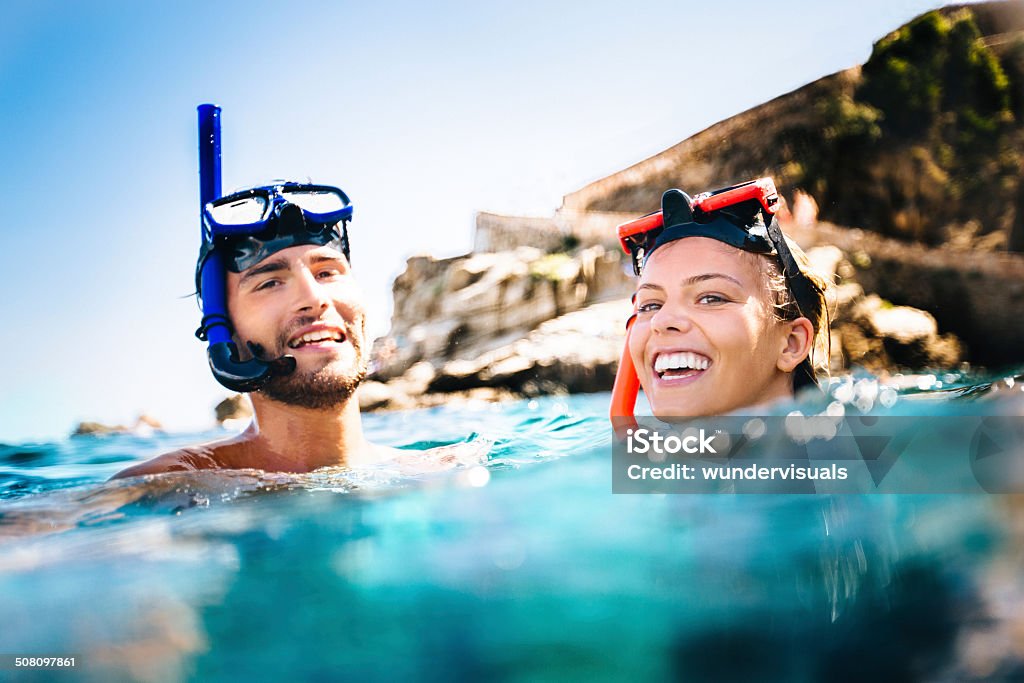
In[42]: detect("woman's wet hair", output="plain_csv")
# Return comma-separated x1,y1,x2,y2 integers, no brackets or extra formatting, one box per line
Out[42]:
742,236,834,391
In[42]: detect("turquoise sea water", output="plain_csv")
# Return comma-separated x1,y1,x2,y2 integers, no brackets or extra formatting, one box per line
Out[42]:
2,381,1024,682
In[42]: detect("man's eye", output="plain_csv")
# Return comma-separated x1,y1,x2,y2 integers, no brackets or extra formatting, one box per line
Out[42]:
317,269,341,280
637,301,662,313
255,279,281,291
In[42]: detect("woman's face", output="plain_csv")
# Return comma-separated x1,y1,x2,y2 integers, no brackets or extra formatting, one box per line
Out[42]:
628,237,807,417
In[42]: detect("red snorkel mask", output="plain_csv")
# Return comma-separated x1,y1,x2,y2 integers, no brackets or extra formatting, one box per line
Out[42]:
609,177,823,430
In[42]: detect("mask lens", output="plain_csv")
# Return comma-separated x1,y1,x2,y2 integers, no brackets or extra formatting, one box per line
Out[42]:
208,195,269,226
281,188,348,214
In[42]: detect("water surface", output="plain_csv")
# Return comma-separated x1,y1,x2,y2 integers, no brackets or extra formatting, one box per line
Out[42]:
2,381,1023,682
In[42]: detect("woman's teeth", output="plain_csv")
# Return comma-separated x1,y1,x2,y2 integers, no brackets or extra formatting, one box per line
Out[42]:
654,352,710,378
288,330,343,349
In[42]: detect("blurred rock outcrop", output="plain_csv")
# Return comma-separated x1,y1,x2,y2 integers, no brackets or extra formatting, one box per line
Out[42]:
72,414,164,437
832,289,963,372
215,395,253,427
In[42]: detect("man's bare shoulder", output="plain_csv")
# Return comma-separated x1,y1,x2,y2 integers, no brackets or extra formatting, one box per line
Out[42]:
110,446,219,480
110,432,251,480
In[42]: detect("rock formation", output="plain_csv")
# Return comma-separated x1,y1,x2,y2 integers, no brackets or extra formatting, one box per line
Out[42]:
72,414,164,437
371,245,633,382
214,395,253,427
365,227,981,411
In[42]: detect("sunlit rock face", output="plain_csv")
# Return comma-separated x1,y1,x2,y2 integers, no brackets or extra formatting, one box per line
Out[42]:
371,245,632,385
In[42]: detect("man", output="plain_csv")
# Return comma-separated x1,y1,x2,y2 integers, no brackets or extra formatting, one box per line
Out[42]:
114,182,409,477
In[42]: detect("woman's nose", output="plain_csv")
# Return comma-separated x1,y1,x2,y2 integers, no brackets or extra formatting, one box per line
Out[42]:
650,303,692,334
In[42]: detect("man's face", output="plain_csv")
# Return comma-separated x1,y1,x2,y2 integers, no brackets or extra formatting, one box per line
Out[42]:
226,244,367,409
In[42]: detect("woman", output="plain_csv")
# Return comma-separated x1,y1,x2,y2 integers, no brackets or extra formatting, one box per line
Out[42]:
614,178,832,418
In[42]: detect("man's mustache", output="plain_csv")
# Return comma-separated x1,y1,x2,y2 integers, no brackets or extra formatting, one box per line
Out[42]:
268,316,364,356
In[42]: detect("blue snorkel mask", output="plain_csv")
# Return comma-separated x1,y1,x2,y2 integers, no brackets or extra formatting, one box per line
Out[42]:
195,105,354,392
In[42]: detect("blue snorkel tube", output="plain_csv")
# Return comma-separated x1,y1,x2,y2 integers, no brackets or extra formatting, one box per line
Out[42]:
196,104,296,391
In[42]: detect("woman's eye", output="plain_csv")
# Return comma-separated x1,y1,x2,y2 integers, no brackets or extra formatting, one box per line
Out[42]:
637,301,662,313
698,294,728,305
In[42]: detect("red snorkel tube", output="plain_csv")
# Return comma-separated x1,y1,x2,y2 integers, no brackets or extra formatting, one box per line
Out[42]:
610,211,664,436
609,316,641,438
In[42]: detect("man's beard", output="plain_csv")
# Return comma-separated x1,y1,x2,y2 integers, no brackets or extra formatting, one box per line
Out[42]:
252,317,367,410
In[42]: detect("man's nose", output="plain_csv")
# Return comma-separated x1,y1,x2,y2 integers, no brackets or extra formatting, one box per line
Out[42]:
651,303,692,334
293,268,330,314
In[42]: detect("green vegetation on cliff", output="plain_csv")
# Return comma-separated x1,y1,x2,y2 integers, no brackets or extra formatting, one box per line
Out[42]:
804,7,1020,245
578,3,1024,251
